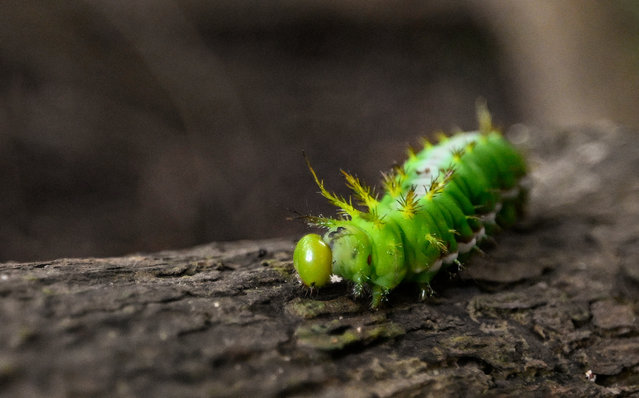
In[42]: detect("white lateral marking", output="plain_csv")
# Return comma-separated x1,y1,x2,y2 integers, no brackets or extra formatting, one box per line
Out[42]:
458,238,476,254
479,211,496,224
429,259,443,274
443,252,459,264
475,227,486,242
500,187,519,200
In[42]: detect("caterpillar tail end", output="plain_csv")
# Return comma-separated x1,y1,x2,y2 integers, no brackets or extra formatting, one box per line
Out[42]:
293,234,333,288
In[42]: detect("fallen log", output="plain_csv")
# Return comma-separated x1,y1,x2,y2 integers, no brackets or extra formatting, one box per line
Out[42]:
2,122,638,397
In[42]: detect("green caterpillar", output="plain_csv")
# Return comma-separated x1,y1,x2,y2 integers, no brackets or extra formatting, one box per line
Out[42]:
293,105,528,308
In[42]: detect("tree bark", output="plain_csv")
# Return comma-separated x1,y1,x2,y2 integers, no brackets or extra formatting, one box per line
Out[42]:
2,122,638,397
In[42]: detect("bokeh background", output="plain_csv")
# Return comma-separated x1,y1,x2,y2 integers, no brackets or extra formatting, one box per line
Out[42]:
1,0,638,262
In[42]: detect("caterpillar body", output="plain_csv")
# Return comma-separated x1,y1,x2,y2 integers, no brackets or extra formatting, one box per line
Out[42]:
294,106,528,308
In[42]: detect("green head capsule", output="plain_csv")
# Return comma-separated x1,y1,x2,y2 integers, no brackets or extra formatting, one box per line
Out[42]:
293,233,332,288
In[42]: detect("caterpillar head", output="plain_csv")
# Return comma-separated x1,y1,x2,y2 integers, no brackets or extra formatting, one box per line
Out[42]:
294,233,332,288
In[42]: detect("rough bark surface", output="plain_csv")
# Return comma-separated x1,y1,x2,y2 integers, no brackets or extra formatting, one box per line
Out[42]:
2,123,639,397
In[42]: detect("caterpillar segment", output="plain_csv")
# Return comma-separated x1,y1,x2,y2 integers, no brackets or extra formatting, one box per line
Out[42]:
293,108,528,308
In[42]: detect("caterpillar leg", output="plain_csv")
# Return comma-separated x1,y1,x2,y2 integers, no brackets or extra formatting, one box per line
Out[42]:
418,283,435,301
352,282,365,298
472,245,486,256
496,200,518,228
371,285,390,309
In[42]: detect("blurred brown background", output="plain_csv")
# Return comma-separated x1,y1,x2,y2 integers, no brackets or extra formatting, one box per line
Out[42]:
1,0,638,262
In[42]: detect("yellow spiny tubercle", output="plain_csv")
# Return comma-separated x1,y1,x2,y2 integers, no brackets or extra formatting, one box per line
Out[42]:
419,137,433,150
476,98,493,134
425,234,448,254
406,145,417,161
340,170,379,211
398,187,421,218
381,166,405,198
304,154,360,218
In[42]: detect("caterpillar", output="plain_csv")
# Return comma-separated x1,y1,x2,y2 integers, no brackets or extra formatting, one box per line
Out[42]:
293,104,528,308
